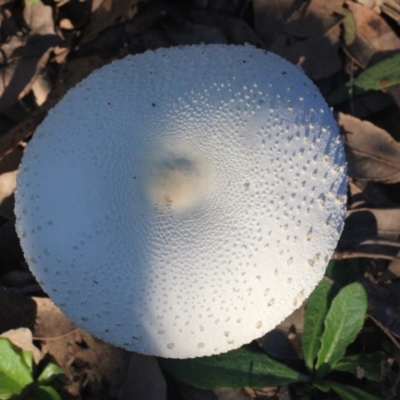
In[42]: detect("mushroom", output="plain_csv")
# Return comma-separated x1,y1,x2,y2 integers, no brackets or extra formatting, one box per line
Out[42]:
15,44,347,359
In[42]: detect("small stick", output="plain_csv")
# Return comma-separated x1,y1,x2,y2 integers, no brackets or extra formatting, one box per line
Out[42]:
332,251,400,261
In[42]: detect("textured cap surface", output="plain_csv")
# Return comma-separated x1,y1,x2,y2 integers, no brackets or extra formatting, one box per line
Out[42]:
15,44,347,358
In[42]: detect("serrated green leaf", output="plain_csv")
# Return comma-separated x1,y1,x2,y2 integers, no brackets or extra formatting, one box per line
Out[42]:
324,380,381,400
315,283,368,379
0,338,34,399
334,352,385,382
327,51,400,105
37,362,63,385
158,346,309,390
302,279,338,371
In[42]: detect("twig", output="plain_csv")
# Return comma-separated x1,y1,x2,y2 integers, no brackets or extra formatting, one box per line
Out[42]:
359,239,400,248
332,251,400,261
33,327,80,341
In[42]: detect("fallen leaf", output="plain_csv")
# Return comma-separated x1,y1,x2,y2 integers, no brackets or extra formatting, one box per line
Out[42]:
264,0,345,79
253,0,302,46
338,113,400,183
344,1,400,68
387,255,400,279
381,0,400,23
0,327,42,364
270,23,342,80
32,297,131,398
284,0,345,38
349,178,398,209
23,0,56,35
354,0,383,14
364,280,400,338
339,208,400,252
81,0,140,45
0,1,61,114
0,170,17,198
161,16,227,45
119,354,167,400
191,11,263,46
0,54,110,160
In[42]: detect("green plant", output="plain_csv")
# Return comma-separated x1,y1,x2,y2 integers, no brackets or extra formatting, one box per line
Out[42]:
0,337,63,400
159,278,385,399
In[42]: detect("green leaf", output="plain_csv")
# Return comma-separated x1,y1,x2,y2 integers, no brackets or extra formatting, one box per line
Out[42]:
158,346,309,390
29,385,62,400
315,282,368,379
37,362,63,385
325,259,360,287
334,352,385,382
324,380,381,400
0,338,34,399
327,51,400,105
302,279,338,371
312,379,330,392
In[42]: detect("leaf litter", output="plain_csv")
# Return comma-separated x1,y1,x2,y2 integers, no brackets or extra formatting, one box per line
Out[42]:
1,0,400,399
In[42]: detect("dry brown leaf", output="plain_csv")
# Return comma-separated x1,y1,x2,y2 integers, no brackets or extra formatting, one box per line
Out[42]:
387,254,400,278
338,112,400,183
0,36,25,64
161,17,227,45
270,24,342,80
349,178,398,209
381,0,400,23
0,1,61,114
339,208,400,252
285,0,345,38
191,11,263,46
364,280,400,338
33,297,131,397
0,170,16,218
81,0,140,45
0,170,16,199
119,354,167,400
344,1,400,68
253,0,303,46
0,327,42,364
257,0,345,79
0,54,110,160
354,0,384,13
23,0,56,35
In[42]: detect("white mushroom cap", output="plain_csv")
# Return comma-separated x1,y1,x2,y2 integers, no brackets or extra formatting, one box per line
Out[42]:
15,44,347,358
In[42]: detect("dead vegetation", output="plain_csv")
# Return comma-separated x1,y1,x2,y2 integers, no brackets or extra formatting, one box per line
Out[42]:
1,0,400,399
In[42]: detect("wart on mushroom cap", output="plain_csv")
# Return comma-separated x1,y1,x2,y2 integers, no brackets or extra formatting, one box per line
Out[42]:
15,44,347,359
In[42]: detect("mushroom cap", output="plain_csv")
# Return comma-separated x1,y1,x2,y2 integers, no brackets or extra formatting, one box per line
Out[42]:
15,44,347,358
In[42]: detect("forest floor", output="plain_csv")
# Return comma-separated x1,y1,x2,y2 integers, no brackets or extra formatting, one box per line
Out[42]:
1,0,400,399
